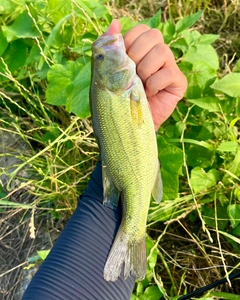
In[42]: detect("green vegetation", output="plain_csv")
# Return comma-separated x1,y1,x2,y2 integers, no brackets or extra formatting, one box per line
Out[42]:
0,0,240,299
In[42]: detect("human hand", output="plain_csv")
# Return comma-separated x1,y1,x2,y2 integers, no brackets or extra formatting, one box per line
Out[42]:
105,19,188,131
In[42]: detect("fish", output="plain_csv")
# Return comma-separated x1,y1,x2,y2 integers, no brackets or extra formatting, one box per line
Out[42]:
90,30,163,282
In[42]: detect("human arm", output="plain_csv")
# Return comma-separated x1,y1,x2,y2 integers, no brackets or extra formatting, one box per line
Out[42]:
22,161,135,300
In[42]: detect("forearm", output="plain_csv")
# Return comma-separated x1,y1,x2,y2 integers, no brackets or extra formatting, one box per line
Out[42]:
22,161,135,300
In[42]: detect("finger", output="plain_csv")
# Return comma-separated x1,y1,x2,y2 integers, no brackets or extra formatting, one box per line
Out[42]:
149,91,182,130
124,24,150,51
145,66,187,98
125,29,164,65
137,43,176,84
103,19,121,36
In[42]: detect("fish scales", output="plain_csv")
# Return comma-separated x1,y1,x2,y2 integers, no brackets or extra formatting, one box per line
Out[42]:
90,33,162,281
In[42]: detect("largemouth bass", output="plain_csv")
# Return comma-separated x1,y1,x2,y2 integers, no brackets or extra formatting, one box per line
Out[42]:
90,31,163,282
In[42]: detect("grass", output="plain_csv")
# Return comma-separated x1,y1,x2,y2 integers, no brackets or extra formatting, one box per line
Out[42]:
0,0,240,299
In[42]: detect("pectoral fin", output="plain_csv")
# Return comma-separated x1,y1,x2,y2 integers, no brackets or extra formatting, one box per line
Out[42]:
102,162,120,209
152,162,163,203
130,90,143,127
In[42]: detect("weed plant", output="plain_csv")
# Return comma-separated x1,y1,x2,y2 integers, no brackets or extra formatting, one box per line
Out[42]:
0,0,240,299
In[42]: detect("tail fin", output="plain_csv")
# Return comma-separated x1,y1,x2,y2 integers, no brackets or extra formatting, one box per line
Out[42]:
103,227,146,282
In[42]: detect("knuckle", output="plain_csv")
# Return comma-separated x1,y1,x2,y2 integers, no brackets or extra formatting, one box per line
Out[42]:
148,28,163,42
146,75,155,91
156,43,173,58
137,24,150,32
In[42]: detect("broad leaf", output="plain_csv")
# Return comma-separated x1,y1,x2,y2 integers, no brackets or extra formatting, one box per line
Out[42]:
2,11,40,42
46,61,80,106
180,61,217,99
188,97,223,112
210,73,240,97
186,145,215,168
0,40,28,77
175,10,203,33
139,286,162,300
157,136,183,200
198,34,219,44
0,31,8,56
190,167,220,194
223,148,240,184
217,141,238,152
183,44,219,71
65,62,91,118
202,202,229,230
234,59,240,72
227,204,240,229
0,0,16,14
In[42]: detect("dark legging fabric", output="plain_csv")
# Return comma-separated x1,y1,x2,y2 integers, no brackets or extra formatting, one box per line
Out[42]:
22,161,135,299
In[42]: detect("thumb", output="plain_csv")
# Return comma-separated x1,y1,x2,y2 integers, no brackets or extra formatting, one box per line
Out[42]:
103,19,121,35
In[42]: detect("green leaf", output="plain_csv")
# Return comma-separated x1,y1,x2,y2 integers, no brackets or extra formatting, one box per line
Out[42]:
233,224,240,236
186,145,215,168
227,204,240,229
190,167,220,194
119,17,137,34
175,10,204,33
188,97,222,112
46,61,81,106
38,13,72,70
0,0,16,15
198,34,219,44
136,281,144,296
181,30,201,46
1,40,28,74
46,60,91,118
170,38,188,54
0,184,7,199
37,250,50,260
217,141,238,152
0,31,8,56
210,73,240,97
160,19,175,44
146,237,158,269
222,148,240,184
234,59,240,72
147,10,162,28
157,136,183,200
139,286,162,300
180,61,217,99
65,62,91,118
184,44,219,71
1,11,40,42
202,202,229,230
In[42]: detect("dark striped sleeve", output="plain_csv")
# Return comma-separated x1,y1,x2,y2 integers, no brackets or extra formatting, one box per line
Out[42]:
22,161,135,300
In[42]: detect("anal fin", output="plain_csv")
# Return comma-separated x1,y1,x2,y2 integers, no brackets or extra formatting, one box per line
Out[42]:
102,162,120,209
152,161,163,203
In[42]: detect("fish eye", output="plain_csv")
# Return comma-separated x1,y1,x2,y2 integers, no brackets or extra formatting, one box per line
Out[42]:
96,53,104,60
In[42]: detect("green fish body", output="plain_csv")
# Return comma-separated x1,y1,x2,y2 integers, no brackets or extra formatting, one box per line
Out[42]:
90,33,162,281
